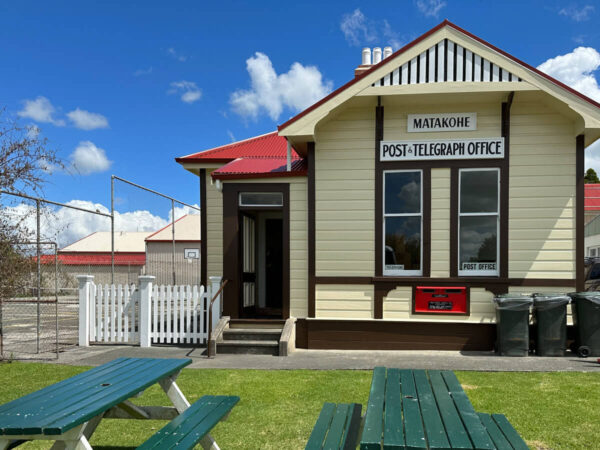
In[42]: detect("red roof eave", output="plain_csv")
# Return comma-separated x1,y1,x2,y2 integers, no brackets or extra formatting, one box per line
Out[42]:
277,19,600,133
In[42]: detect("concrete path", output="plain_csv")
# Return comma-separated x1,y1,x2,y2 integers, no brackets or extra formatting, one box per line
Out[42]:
41,344,600,372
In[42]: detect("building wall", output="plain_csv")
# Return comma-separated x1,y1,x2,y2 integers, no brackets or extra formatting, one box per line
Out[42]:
316,284,374,319
312,96,577,322
145,241,201,286
205,170,223,280
508,101,576,279
61,265,142,288
314,106,376,277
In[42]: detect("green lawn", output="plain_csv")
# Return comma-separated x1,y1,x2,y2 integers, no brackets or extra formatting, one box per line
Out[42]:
0,363,599,449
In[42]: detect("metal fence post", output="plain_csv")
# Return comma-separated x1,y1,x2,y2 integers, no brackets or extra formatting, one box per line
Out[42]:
209,276,223,329
138,275,155,348
77,275,94,347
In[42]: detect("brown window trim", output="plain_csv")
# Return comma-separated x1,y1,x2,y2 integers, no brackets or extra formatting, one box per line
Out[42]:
450,163,506,279
380,166,432,278
222,182,290,319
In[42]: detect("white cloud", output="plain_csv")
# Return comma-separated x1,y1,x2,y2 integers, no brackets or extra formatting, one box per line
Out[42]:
2,200,170,248
17,96,65,126
537,47,600,101
415,0,447,18
26,124,40,139
227,130,236,142
169,205,200,222
67,108,109,130
383,20,405,50
340,9,377,46
134,67,153,76
70,141,112,175
586,139,600,173
230,52,333,121
169,81,202,103
559,5,594,22
167,47,187,62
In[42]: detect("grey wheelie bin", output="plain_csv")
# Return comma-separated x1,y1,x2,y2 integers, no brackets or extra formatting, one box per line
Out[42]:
532,293,570,356
568,292,600,357
493,295,533,356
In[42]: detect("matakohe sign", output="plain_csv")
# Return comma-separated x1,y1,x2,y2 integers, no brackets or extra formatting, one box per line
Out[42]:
380,137,504,161
408,112,477,132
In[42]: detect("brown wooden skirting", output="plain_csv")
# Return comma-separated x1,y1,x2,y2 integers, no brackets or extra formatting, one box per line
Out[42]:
295,319,496,351
199,169,207,287
222,183,290,319
576,134,585,291
307,142,316,317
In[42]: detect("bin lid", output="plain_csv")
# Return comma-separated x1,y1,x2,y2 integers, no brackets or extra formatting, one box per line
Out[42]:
493,296,533,310
533,293,570,307
568,292,600,305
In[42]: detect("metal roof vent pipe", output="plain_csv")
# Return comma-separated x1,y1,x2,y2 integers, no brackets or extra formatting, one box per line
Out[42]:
373,47,382,64
383,46,393,59
362,47,372,65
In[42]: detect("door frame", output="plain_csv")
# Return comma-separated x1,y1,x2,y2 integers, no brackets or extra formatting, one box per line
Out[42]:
222,183,290,319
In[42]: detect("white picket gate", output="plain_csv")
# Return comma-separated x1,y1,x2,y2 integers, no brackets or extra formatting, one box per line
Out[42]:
78,275,222,347
90,283,139,343
151,284,208,344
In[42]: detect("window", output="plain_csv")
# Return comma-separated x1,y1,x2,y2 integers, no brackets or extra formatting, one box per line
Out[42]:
590,248,597,257
383,170,422,275
458,168,499,276
239,192,283,207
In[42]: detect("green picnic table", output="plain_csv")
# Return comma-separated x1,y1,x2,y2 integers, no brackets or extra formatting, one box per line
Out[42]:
0,357,239,450
360,367,528,450
307,367,528,450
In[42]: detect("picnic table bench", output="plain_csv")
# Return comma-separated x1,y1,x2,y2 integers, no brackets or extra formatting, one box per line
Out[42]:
0,357,238,450
307,367,528,450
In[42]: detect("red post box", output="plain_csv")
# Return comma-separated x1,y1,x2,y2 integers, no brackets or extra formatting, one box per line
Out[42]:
414,286,467,314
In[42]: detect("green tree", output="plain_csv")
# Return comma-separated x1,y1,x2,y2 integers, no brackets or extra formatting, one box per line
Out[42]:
585,168,600,183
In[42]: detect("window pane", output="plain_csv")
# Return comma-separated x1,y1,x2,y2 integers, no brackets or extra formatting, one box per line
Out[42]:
459,216,497,272
385,216,421,271
460,170,498,213
385,172,421,214
239,192,283,206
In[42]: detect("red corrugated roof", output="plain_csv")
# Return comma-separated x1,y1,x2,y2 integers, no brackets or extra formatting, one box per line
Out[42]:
211,157,307,180
586,184,600,210
278,19,600,132
176,131,299,163
38,252,146,266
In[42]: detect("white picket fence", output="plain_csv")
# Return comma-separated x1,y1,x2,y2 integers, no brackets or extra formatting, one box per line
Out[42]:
78,275,222,347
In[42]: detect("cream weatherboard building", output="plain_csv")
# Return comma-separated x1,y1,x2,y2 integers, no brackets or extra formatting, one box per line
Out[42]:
177,21,600,350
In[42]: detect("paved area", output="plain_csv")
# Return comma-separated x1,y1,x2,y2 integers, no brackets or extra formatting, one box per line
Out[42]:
35,344,600,371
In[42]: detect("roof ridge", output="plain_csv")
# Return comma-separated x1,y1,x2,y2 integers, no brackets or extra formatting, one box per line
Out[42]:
144,214,190,241
278,19,600,132
177,131,278,160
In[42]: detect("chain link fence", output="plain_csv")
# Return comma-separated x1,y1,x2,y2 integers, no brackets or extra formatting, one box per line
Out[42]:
1,178,201,358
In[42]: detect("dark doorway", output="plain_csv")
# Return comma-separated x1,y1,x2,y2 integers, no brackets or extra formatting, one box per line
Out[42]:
222,183,290,320
264,218,283,311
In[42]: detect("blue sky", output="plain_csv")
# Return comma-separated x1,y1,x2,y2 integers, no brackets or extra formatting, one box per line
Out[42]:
3,0,600,233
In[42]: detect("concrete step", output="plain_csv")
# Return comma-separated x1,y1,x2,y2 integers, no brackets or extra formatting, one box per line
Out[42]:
222,328,282,342
217,339,279,355
229,319,285,329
